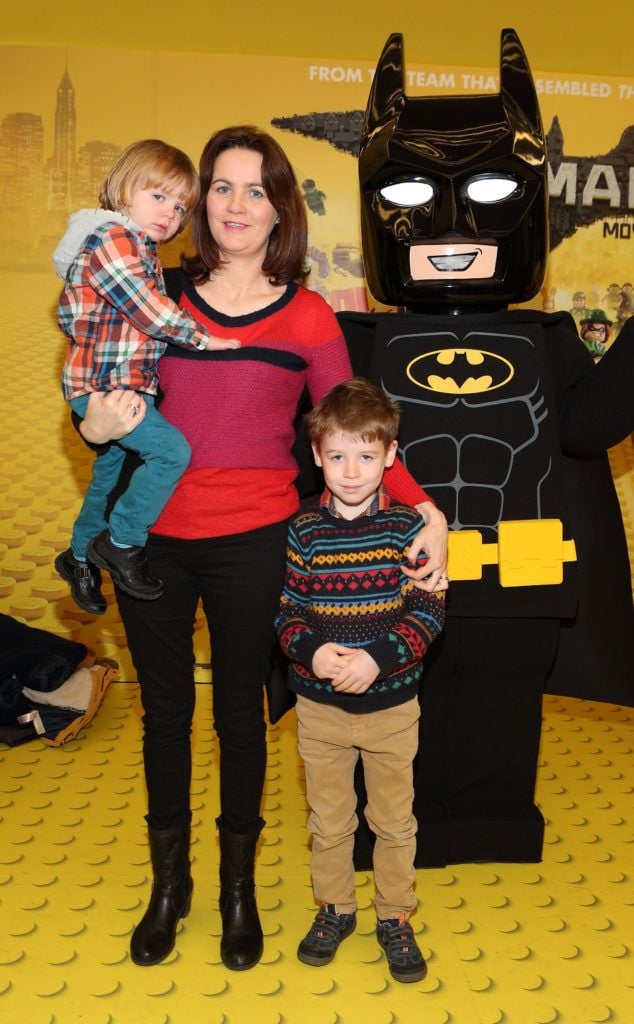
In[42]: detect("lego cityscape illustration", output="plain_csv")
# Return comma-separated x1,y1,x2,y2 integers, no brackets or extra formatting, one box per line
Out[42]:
2,63,633,350
0,68,122,268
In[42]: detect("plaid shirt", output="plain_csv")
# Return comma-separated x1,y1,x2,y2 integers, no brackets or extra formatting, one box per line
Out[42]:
59,221,209,399
320,483,391,519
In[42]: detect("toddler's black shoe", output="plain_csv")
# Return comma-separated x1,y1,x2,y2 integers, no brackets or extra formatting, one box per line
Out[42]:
297,904,356,966
376,915,428,984
55,548,107,615
86,530,162,601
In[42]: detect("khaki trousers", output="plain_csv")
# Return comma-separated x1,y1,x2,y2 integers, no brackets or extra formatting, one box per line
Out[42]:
296,694,420,919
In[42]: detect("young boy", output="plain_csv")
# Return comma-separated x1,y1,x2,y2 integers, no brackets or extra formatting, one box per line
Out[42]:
53,139,239,613
275,378,446,984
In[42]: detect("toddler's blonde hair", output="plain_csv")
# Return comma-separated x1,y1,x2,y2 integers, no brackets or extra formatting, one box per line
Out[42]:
99,139,199,227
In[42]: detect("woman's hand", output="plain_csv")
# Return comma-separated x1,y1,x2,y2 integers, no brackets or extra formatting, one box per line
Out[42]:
403,501,449,593
79,391,147,444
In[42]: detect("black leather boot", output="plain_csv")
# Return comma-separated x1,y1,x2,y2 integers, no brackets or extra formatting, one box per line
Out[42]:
130,825,193,966
218,818,264,971
54,548,107,615
87,530,163,600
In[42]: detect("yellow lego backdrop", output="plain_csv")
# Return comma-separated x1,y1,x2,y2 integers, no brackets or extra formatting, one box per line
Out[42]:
0,42,633,1024
0,44,632,677
2,45,634,324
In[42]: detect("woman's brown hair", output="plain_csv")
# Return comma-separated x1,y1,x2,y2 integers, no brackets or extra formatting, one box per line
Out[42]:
182,125,308,285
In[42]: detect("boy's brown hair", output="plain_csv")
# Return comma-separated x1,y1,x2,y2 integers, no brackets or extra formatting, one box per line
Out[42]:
99,139,199,228
308,378,400,449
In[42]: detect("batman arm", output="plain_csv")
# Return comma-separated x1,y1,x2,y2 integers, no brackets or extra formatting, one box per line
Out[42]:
552,314,634,454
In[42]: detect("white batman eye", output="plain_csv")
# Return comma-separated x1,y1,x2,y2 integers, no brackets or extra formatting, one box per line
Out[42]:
379,181,435,206
464,175,519,203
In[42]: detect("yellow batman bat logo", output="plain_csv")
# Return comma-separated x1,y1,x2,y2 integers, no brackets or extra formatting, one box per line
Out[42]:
406,348,514,394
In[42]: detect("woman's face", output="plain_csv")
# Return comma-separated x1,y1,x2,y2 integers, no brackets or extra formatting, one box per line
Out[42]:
206,147,278,264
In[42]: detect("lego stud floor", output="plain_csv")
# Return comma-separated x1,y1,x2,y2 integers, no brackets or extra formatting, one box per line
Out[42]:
1,271,633,1023
1,689,633,1024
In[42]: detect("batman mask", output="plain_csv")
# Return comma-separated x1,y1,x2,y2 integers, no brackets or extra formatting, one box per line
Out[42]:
359,30,548,314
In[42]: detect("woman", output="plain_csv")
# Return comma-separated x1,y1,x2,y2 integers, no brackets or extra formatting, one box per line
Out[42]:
80,126,447,972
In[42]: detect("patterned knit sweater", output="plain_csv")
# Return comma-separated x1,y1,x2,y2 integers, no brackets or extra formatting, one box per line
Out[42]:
275,488,446,713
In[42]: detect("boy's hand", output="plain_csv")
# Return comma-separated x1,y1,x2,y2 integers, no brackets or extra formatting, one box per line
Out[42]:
312,642,353,679
206,335,241,350
330,649,380,694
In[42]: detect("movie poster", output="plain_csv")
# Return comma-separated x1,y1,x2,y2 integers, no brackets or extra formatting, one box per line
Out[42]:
2,47,633,328
0,45,632,670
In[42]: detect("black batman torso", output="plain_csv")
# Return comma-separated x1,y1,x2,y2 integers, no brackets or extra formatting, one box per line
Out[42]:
375,323,561,536
340,308,614,620
338,305,634,700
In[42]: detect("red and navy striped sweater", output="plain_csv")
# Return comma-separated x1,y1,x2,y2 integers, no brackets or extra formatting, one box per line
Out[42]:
153,270,430,539
276,489,446,713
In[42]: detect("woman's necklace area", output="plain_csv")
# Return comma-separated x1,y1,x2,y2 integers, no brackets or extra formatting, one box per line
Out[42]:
200,273,285,316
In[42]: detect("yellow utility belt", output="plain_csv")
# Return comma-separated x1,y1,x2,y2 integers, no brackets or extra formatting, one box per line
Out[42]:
446,520,577,587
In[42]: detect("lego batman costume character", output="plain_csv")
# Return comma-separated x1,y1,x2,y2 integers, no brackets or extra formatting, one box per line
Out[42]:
339,30,634,867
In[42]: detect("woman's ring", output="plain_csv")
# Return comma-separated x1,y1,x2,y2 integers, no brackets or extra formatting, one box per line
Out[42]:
130,404,138,417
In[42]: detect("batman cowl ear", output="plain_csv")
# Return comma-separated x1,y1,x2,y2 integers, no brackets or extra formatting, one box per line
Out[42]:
363,33,406,143
499,28,544,148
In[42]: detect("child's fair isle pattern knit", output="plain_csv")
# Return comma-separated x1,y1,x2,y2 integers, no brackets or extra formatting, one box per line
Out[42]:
276,489,445,713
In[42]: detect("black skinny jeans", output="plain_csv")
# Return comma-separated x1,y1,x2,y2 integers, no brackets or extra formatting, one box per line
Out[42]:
116,520,289,834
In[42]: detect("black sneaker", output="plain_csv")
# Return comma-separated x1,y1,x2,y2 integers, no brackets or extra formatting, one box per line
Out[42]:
297,904,356,966
55,548,107,615
86,530,162,601
376,915,427,983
